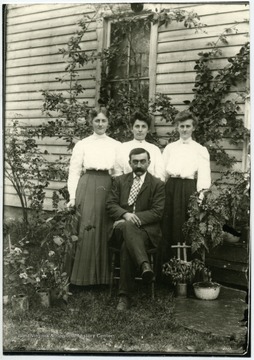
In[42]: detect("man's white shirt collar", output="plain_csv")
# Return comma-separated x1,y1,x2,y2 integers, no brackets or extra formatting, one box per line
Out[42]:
133,171,147,186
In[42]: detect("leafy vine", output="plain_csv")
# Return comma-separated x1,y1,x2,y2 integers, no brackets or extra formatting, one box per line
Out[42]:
39,6,204,147
185,41,250,167
6,5,249,217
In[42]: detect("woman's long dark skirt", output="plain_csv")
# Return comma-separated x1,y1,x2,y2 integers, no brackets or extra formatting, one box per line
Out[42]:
161,178,196,262
70,171,113,286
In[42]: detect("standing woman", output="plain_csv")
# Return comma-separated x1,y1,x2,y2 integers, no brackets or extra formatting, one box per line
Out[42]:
162,110,211,261
67,108,120,286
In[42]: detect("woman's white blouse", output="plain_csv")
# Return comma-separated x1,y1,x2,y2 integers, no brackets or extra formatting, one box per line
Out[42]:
162,138,211,191
67,133,121,199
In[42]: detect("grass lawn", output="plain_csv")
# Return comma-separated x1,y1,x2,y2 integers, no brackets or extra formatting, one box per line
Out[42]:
3,283,245,355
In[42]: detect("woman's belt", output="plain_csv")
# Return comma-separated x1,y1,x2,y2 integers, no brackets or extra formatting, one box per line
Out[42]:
86,169,109,175
170,175,194,180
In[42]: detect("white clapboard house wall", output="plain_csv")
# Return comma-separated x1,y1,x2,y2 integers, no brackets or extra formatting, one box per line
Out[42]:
4,3,250,212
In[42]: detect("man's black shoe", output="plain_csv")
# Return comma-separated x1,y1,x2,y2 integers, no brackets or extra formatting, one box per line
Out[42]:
116,295,130,311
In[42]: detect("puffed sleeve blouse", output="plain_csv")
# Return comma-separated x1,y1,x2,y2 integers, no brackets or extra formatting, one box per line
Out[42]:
67,133,121,199
162,138,211,192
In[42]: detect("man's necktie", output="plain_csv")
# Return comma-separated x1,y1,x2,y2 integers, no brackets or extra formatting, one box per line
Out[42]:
128,176,141,206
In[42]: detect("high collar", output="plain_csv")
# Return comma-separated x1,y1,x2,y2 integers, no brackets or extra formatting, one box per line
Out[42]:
179,137,193,145
132,139,147,144
92,132,107,140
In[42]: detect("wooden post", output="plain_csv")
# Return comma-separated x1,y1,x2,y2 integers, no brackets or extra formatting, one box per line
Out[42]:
95,16,108,108
183,242,187,262
177,242,180,259
149,21,158,133
171,242,191,261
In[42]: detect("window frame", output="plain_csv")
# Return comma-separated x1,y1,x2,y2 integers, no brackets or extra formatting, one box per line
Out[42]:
95,11,158,124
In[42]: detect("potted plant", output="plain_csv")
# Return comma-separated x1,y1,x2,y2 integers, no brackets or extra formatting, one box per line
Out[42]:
3,243,34,312
3,206,79,308
183,170,250,258
190,259,221,300
36,208,79,304
162,258,211,297
193,281,221,300
34,257,57,307
34,255,70,306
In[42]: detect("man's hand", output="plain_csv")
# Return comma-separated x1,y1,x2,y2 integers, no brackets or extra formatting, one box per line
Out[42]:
66,198,75,208
123,212,141,227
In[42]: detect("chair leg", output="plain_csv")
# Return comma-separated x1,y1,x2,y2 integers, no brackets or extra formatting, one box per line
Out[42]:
151,280,155,300
109,252,115,298
150,253,155,300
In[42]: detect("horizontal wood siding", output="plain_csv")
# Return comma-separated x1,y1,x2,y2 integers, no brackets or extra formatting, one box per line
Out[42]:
4,3,249,211
154,2,249,181
4,4,97,210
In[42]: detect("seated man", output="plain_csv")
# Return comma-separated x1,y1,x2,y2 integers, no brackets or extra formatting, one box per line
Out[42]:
106,148,165,310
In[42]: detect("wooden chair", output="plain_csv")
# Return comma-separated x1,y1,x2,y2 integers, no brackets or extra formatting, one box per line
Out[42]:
109,247,157,299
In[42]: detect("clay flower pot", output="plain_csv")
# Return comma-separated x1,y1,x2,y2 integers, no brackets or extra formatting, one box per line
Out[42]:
176,283,187,297
193,281,221,300
37,289,51,307
11,294,29,312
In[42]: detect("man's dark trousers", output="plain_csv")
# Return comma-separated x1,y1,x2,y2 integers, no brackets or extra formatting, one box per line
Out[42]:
112,221,153,296
106,171,165,297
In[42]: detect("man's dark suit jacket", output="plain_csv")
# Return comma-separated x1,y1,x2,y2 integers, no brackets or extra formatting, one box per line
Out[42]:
106,172,165,247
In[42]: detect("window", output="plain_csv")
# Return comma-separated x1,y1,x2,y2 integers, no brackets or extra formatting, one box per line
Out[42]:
100,17,157,113
108,19,150,102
